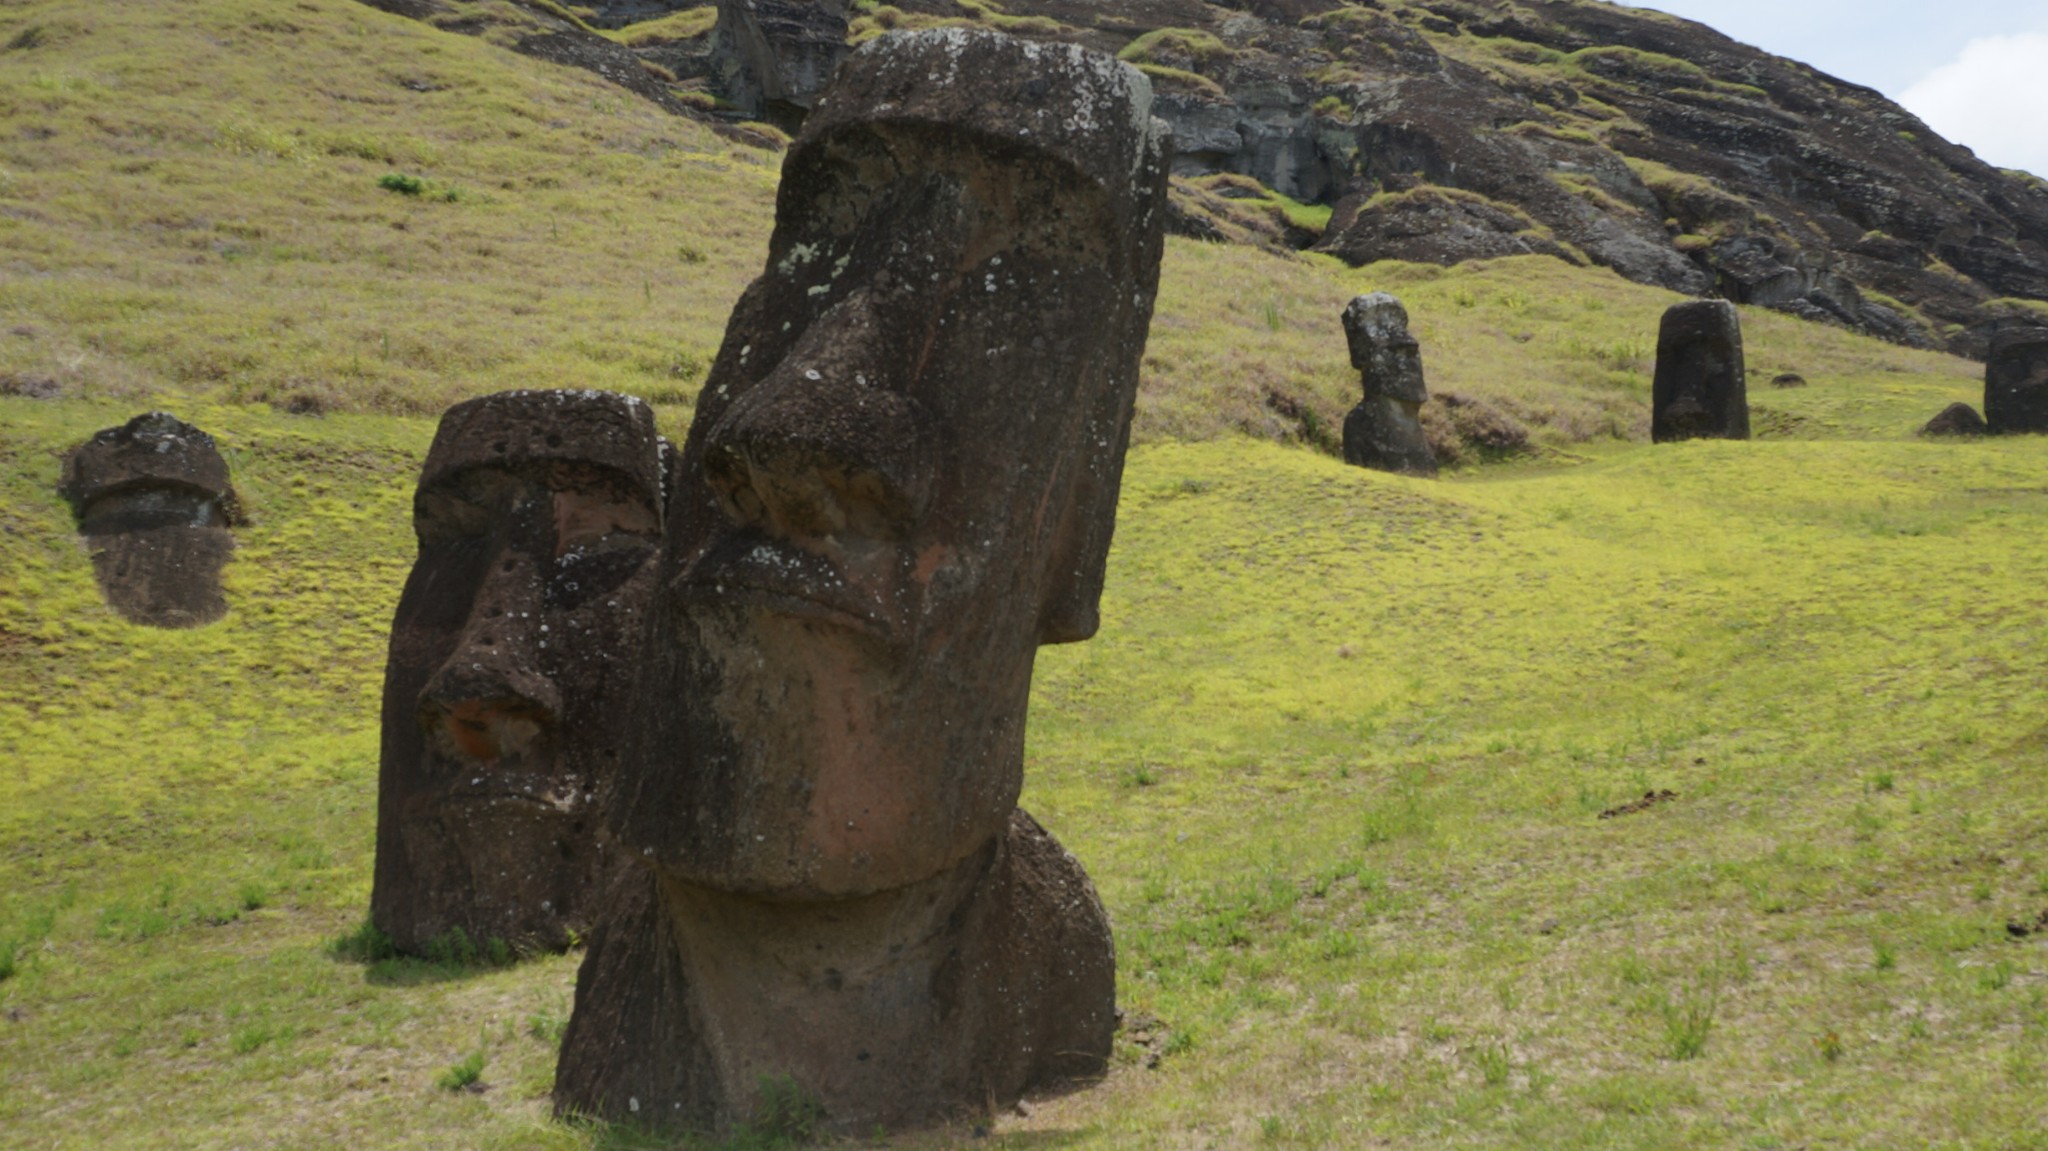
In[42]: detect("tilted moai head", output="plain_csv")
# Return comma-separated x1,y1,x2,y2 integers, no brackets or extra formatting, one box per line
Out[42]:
1340,292,1436,476
59,413,237,628
556,28,1170,1133
371,390,666,954
1984,327,2048,434
613,28,1169,898
1652,299,1749,442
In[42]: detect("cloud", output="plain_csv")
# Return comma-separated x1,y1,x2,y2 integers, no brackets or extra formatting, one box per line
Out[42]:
1900,31,2048,177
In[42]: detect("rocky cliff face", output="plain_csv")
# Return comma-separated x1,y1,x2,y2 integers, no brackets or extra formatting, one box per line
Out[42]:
378,0,2048,355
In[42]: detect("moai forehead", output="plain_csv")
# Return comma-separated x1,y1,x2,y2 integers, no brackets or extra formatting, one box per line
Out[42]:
418,389,664,512
1343,292,1415,364
59,412,233,527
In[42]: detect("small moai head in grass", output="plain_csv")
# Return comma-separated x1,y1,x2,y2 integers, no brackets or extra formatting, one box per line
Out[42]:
59,412,238,628
1984,327,2048,434
1339,292,1437,476
555,27,1168,1134
1652,298,1749,443
371,389,666,955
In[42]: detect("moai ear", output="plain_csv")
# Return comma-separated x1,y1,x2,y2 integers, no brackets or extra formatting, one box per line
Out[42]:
1038,387,1136,646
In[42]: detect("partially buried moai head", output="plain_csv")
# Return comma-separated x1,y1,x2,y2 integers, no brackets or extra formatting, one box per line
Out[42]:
371,390,667,954
59,413,238,629
611,27,1172,899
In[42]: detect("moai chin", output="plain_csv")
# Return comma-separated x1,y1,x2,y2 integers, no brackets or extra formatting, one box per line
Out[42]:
371,390,666,954
59,412,237,628
554,28,1171,1134
1652,299,1750,442
1340,292,1437,476
1984,326,2048,434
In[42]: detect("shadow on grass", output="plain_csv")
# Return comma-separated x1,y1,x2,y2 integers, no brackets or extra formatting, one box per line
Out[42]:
325,916,560,986
570,1117,1093,1151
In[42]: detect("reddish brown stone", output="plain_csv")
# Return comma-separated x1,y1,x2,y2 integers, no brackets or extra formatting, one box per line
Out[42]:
555,27,1168,1134
371,390,666,955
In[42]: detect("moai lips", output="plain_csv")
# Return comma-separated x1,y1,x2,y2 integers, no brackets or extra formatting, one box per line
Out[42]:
555,28,1171,1134
1340,292,1437,476
1653,299,1750,443
371,390,666,955
1984,327,2048,434
59,413,238,629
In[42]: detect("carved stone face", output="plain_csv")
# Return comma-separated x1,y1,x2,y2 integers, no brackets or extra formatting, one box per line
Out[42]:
1985,327,2048,434
1344,292,1427,406
60,413,237,629
612,29,1171,899
1652,298,1749,443
372,390,665,952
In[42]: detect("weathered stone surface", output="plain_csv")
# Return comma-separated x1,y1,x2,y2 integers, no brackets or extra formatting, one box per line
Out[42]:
59,413,237,628
1984,327,2048,434
711,0,851,132
1652,299,1749,443
371,390,666,955
1318,186,1581,270
1921,402,1988,437
1339,293,1435,476
555,27,1168,1134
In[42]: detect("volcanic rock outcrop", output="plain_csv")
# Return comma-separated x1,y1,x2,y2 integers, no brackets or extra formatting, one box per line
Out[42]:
1921,402,1987,438
467,0,2048,355
59,413,238,628
370,390,666,955
1984,327,2048,434
1340,292,1436,476
1652,299,1748,443
553,28,1168,1134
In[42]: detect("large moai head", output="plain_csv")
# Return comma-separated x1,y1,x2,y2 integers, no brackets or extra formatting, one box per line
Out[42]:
371,390,666,953
1339,292,1436,476
1984,327,2048,434
1652,299,1749,443
59,413,237,628
612,28,1171,901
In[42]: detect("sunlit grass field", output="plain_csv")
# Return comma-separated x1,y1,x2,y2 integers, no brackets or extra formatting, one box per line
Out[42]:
3,2,2044,1149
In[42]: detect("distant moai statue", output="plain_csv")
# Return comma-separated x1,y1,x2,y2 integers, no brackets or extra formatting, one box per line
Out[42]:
553,28,1169,1135
371,390,666,955
1652,299,1749,442
59,413,238,628
1339,292,1437,476
1984,327,2048,434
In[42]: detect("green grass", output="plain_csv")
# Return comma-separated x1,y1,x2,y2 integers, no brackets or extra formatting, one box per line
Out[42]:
3,2,2045,1149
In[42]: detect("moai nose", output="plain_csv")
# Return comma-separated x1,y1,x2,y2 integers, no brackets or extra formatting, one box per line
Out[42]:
417,550,563,763
703,357,932,545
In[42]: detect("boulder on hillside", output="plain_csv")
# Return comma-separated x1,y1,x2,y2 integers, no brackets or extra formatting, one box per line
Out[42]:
1921,402,1987,437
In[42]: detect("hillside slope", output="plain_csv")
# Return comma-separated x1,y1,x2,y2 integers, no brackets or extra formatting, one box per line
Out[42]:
4,6,2048,1150
569,0,2048,357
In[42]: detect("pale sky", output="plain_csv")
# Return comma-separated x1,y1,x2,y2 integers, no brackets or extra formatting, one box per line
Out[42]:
1619,1,2048,176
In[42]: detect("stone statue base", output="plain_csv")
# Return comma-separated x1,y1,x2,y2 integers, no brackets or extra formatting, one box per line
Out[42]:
1342,395,1437,476
554,809,1114,1134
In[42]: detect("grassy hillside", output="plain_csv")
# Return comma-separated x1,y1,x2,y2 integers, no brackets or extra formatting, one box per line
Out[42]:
2,2,2041,1150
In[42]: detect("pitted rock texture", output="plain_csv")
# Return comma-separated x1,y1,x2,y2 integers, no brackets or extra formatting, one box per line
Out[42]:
1339,292,1435,476
1984,327,2048,435
59,413,238,628
371,390,666,955
554,28,1166,1134
1652,299,1748,443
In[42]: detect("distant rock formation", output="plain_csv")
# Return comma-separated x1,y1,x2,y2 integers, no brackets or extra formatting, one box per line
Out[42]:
1984,327,2048,434
59,413,237,628
711,0,850,132
1339,292,1436,476
1652,299,1748,442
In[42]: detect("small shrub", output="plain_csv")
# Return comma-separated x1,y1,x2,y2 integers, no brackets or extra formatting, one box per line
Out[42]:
751,1074,824,1141
1815,1029,1844,1062
437,1049,486,1091
1873,940,1896,971
378,172,425,196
